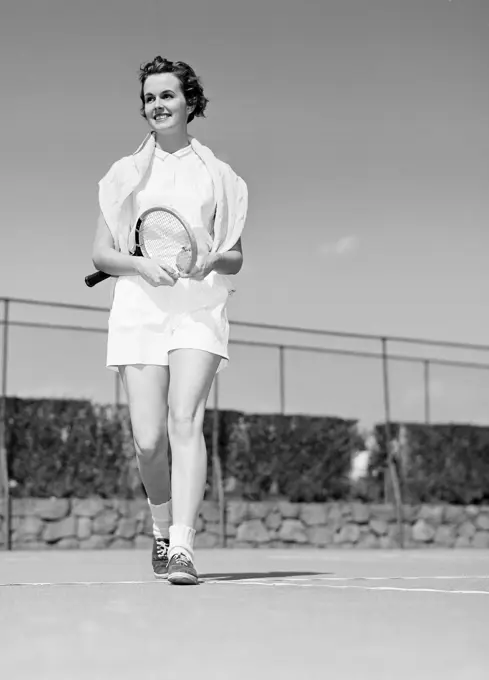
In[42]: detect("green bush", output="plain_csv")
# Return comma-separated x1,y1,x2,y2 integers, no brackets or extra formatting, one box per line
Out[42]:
4,398,362,501
374,422,489,504
6,397,489,504
223,413,362,501
6,398,139,498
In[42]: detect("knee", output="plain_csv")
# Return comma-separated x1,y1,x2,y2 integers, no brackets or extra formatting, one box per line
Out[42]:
133,428,167,462
168,408,203,441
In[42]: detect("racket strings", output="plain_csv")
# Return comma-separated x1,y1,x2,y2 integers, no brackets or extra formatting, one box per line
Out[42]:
139,212,192,267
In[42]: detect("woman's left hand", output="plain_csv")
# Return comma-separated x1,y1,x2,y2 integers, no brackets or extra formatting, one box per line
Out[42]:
179,251,218,281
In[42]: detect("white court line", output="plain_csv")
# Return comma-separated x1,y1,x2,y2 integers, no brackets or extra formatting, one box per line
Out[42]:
205,580,489,595
2,576,488,597
4,575,486,586
0,580,158,587
276,575,489,582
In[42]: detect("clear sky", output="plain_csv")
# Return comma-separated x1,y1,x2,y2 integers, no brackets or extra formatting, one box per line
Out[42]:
0,0,488,426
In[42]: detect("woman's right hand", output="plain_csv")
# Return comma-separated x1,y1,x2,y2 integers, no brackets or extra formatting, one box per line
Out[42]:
134,258,178,287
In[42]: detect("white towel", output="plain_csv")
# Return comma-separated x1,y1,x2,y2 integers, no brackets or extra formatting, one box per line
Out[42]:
98,132,248,256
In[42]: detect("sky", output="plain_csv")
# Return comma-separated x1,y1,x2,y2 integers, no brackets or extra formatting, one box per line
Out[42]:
0,0,488,426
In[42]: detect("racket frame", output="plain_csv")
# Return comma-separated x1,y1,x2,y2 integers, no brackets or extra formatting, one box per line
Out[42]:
135,206,199,276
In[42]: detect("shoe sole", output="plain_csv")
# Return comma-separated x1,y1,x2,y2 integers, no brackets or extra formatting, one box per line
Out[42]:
168,571,199,585
154,572,168,580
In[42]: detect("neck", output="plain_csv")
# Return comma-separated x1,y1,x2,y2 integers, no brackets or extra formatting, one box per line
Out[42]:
154,130,190,154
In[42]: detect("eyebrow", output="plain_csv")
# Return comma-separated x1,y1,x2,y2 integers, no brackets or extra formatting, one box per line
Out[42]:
144,89,175,98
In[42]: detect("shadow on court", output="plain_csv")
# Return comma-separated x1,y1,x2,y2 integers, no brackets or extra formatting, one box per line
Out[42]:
200,569,331,581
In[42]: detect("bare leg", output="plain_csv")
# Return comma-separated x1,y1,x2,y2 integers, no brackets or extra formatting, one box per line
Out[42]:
119,365,170,504
167,349,221,529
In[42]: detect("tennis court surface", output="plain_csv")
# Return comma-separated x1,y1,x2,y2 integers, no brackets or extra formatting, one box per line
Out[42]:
1,548,488,679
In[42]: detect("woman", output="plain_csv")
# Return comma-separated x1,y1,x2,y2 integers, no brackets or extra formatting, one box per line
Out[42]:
92,56,248,585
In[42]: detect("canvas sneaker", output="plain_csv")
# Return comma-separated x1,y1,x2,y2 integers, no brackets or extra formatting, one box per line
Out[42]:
152,537,170,579
167,551,199,585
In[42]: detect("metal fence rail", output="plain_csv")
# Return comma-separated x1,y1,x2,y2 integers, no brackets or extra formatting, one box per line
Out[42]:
1,296,489,550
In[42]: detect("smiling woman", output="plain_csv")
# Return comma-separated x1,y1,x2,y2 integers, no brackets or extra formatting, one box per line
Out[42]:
139,57,209,132
90,55,248,587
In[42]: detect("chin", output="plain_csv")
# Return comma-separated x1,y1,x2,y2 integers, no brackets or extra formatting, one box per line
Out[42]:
146,119,167,132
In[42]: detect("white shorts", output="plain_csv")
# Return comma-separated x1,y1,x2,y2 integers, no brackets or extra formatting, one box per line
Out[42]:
106,271,233,373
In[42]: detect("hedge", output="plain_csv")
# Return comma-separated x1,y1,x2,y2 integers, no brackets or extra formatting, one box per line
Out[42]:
222,413,364,501
3,398,489,504
3,398,362,501
374,422,489,505
5,399,137,498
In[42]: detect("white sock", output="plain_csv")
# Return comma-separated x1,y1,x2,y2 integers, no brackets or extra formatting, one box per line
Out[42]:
169,524,196,561
148,499,172,540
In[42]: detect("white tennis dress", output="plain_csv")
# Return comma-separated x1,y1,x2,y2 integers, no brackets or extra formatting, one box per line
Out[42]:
106,144,233,373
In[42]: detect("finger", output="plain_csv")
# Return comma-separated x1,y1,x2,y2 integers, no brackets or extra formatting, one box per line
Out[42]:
157,267,177,282
161,266,179,281
142,274,158,287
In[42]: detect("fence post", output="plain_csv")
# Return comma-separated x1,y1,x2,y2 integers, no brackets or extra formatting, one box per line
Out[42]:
279,345,285,415
211,374,225,548
381,337,404,548
115,372,121,407
0,299,11,551
424,360,430,424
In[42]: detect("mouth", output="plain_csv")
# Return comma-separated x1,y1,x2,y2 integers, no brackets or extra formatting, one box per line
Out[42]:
153,112,171,122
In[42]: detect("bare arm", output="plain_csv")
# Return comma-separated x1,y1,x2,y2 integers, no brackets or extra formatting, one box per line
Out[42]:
92,212,142,276
91,212,178,287
212,238,244,275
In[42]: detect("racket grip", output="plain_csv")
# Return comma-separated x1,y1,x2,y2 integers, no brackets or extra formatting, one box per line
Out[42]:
85,270,111,287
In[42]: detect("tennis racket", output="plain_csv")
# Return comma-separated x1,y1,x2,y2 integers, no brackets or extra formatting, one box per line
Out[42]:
85,206,199,288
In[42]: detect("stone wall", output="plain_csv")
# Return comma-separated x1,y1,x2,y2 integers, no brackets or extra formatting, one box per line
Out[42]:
2,498,489,550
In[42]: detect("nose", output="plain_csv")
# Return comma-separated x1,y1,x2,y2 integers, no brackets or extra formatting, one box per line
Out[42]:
154,97,167,109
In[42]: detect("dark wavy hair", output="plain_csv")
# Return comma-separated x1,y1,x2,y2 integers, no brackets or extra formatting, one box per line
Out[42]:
138,56,209,123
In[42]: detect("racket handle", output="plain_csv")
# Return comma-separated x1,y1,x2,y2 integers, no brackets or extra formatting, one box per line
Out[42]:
85,270,111,287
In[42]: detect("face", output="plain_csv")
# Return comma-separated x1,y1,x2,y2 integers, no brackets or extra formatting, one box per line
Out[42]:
143,73,193,134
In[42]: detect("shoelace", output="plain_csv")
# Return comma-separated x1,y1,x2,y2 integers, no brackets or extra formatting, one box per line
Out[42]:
172,552,190,566
155,539,169,560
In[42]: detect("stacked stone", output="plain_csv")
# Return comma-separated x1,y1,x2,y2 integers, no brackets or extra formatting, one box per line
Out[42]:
2,498,489,550
218,501,489,549
8,499,154,550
